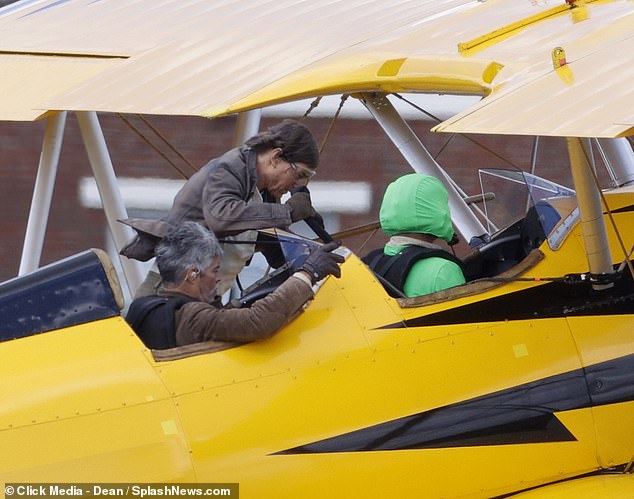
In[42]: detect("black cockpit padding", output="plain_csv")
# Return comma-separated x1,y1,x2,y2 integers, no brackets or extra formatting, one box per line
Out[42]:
0,249,122,342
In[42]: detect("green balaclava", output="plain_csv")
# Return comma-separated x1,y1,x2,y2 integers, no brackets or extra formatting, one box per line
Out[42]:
379,173,455,242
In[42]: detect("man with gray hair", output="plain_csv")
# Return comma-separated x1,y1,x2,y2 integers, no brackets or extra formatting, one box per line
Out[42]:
126,221,344,349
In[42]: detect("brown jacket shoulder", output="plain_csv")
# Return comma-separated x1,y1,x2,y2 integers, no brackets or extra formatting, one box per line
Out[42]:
174,274,313,345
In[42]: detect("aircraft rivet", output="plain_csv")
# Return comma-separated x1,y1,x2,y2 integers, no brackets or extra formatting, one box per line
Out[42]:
32,420,36,424
411,349,416,354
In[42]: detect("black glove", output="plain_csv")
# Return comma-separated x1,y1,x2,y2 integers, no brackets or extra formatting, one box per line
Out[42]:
300,241,345,284
286,191,316,222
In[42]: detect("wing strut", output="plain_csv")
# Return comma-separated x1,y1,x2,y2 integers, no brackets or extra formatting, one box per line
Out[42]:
76,111,144,296
19,112,67,276
360,92,486,244
596,138,634,187
232,110,262,147
567,137,615,290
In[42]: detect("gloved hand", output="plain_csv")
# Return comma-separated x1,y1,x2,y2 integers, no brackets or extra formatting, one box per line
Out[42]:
300,241,345,284
286,190,316,222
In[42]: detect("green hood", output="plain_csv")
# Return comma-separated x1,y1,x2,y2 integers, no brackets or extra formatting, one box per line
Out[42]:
379,174,455,242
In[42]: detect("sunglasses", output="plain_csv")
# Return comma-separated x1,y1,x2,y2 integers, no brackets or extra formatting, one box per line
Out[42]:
287,161,316,181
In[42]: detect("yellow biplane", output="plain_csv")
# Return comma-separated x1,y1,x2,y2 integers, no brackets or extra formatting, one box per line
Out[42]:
1,0,634,497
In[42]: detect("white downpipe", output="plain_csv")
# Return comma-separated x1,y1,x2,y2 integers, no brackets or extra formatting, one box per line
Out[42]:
360,93,486,243
76,111,143,296
567,137,614,289
596,138,634,187
19,112,67,276
232,109,262,147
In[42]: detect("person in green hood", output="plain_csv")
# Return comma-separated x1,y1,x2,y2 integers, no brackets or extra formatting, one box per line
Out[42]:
364,173,466,297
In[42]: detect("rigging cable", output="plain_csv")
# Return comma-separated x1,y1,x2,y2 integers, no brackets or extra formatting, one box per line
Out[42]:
301,96,322,120
136,114,199,174
319,94,349,154
390,93,492,224
116,113,195,180
392,93,523,171
433,133,456,161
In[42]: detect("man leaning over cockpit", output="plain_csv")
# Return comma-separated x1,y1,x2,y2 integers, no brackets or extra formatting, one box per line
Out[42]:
126,221,343,349
120,119,321,297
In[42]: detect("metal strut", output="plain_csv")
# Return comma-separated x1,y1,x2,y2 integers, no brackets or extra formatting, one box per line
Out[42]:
567,137,615,290
76,111,144,296
19,112,67,276
360,92,487,244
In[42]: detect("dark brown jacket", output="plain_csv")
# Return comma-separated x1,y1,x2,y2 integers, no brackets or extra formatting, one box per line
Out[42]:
121,146,293,260
174,275,313,345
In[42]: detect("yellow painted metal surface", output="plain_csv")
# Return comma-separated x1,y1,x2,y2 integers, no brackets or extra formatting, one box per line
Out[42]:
507,473,634,498
0,55,121,121
1,189,634,496
435,30,634,137
0,317,194,481
0,0,631,137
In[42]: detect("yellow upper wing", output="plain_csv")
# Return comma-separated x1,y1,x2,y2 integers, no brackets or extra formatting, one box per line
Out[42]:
0,0,632,137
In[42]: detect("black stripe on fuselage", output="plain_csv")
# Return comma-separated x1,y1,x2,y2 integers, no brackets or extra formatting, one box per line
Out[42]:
377,270,634,330
275,354,634,454
608,204,634,214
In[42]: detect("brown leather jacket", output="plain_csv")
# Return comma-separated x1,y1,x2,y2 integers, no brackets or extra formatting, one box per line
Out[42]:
121,146,293,260
167,146,292,235
173,274,313,345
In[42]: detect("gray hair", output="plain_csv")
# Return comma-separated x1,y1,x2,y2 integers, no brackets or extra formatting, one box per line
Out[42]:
155,221,223,285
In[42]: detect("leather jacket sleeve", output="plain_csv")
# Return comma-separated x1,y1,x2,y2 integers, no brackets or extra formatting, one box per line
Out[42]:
174,275,313,345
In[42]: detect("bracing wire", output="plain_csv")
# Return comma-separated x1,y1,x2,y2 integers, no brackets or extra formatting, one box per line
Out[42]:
299,94,348,155
117,113,194,180
319,94,349,154
301,96,322,120
433,133,456,161
136,115,199,174
392,93,522,171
